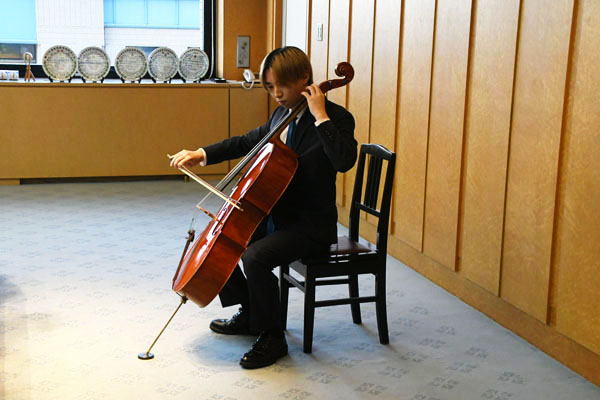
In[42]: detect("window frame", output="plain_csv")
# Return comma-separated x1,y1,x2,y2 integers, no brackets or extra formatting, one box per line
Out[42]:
0,0,216,81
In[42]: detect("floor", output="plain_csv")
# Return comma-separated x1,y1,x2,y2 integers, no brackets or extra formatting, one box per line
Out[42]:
1,180,599,400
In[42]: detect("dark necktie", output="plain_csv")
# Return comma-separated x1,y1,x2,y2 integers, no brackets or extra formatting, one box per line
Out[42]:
286,119,296,148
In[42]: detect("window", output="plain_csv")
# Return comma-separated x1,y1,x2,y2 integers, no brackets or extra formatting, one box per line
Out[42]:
282,0,308,53
104,0,201,29
102,0,205,67
0,0,37,62
0,0,216,79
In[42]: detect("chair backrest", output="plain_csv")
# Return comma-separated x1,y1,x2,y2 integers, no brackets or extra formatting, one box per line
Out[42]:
348,144,396,255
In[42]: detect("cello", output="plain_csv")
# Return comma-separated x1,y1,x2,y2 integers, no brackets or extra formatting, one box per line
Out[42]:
138,62,354,360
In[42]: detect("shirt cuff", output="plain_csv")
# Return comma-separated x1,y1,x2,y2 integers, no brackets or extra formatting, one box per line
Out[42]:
314,118,331,127
198,148,207,167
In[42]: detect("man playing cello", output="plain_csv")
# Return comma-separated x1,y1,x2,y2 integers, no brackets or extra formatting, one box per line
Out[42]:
169,46,357,369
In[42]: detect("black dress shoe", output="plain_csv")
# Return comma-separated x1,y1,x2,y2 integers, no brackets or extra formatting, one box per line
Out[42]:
209,308,255,335
239,330,288,369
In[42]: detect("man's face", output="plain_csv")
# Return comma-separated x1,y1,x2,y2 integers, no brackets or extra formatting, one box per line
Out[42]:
263,68,309,109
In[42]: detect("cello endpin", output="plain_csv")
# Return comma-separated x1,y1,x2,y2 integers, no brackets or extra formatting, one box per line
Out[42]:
138,352,154,360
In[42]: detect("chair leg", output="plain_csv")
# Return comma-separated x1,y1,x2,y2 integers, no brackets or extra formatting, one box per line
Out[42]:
303,272,316,353
375,271,389,344
348,273,362,324
279,265,290,331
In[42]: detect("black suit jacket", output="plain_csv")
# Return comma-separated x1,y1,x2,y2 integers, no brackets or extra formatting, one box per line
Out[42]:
203,99,357,244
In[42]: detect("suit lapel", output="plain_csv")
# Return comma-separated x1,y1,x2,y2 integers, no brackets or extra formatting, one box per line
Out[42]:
270,107,288,131
291,109,315,151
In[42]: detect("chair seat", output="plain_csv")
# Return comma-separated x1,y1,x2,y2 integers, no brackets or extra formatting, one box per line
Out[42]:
298,236,377,266
329,235,372,255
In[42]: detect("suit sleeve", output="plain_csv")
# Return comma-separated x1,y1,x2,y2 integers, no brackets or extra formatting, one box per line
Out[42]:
315,103,357,172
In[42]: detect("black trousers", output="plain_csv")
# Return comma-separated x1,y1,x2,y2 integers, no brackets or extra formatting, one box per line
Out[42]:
217,220,329,332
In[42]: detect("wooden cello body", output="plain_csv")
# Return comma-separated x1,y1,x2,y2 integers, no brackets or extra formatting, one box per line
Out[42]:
171,62,355,308
172,139,297,306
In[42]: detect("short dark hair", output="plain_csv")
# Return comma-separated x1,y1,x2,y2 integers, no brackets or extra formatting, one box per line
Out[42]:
260,46,313,88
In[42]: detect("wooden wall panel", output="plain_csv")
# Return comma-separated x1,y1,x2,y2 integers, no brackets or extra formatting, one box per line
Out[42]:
0,84,270,181
500,0,574,322
266,0,283,52
457,0,520,294
367,0,402,228
551,0,600,355
392,0,435,251
266,0,283,117
220,0,267,81
327,0,350,104
229,86,270,169
309,0,330,85
423,0,472,269
304,0,600,384
369,0,401,158
230,87,269,137
0,85,230,179
344,0,375,215
327,0,350,207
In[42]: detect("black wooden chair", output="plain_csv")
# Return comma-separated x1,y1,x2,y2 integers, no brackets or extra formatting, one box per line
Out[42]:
279,143,396,353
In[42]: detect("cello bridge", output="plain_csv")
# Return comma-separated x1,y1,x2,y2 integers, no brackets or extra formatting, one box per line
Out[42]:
196,205,217,220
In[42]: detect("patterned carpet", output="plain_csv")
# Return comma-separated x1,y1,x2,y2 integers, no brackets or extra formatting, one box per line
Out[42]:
1,180,599,400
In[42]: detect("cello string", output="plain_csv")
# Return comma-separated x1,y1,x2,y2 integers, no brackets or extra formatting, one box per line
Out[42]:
194,107,300,209
185,62,352,211
178,92,309,228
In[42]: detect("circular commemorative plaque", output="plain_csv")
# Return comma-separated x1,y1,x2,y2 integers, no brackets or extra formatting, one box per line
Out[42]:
115,47,148,82
42,45,78,81
148,47,179,82
179,48,209,82
78,46,111,82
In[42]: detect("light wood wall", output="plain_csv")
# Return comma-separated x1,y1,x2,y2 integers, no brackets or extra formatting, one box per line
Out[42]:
0,83,268,180
218,0,268,81
307,0,600,385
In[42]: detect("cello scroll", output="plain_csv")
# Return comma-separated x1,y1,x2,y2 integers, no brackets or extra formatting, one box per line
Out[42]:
319,62,354,94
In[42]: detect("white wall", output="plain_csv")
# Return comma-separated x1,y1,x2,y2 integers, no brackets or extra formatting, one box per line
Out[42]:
35,0,203,65
36,0,105,57
282,0,308,53
104,27,203,62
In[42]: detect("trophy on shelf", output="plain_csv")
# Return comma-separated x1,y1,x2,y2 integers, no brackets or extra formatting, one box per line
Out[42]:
115,47,148,83
23,52,35,82
179,47,210,83
42,45,78,82
148,47,178,83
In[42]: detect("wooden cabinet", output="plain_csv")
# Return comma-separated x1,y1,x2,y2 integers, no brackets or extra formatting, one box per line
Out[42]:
0,82,268,180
